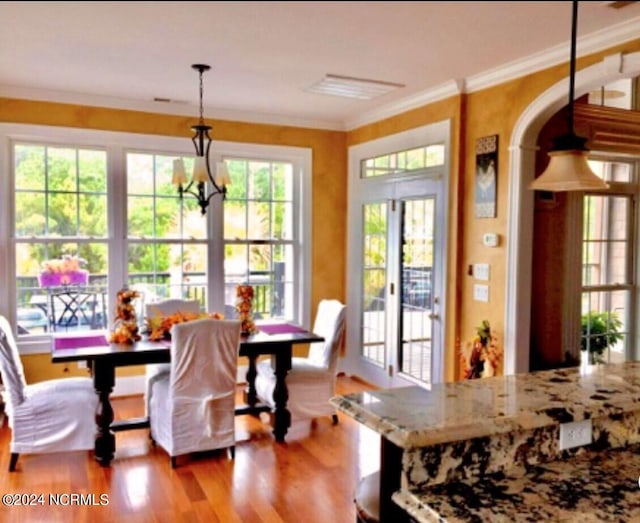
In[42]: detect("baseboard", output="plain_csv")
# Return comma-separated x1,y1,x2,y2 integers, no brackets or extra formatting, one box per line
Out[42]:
112,364,249,397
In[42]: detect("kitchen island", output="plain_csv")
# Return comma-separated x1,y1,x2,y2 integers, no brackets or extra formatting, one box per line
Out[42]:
330,361,640,522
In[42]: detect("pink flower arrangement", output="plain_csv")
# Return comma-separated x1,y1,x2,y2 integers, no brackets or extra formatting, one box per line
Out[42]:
39,255,88,287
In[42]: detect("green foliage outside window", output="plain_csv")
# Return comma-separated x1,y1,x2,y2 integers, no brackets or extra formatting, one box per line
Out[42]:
580,311,623,364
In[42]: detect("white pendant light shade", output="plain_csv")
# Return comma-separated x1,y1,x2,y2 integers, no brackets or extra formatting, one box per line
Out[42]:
528,1,609,194
215,162,231,186
192,156,209,183
530,149,609,191
172,159,187,185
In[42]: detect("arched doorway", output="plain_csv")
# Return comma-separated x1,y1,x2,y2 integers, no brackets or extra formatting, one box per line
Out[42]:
505,51,640,374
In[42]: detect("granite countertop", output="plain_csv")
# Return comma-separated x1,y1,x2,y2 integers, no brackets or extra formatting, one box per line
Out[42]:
330,361,640,449
393,444,640,522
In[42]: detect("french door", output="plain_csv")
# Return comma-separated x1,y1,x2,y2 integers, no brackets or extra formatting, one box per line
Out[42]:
344,121,449,388
346,175,445,388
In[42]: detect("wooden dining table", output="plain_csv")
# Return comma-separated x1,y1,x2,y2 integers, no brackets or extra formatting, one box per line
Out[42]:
51,323,324,466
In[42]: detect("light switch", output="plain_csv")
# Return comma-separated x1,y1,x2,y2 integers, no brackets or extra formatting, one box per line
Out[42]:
473,263,490,281
473,284,489,302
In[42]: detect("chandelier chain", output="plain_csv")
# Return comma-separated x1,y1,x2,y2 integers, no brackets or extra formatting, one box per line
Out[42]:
198,68,205,125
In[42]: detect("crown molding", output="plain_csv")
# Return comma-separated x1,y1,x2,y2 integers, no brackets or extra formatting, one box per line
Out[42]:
0,85,345,132
467,15,640,92
347,16,640,131
344,79,465,131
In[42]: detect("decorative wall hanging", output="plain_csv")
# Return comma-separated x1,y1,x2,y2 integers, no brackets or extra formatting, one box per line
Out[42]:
475,135,498,218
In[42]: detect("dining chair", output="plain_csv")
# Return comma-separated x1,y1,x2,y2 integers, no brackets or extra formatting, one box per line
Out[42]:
254,299,347,424
144,298,201,415
148,318,241,467
0,315,97,471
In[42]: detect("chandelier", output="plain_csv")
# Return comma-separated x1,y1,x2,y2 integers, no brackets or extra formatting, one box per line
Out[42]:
529,0,608,192
172,64,230,215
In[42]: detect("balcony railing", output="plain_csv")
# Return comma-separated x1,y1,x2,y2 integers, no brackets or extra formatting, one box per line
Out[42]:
16,266,286,335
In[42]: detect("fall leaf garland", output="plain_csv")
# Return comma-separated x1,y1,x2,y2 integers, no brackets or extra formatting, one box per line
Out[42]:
145,310,224,341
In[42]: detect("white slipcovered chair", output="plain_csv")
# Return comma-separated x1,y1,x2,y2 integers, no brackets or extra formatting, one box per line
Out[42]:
148,318,241,467
0,315,97,471
144,298,201,415
255,299,347,423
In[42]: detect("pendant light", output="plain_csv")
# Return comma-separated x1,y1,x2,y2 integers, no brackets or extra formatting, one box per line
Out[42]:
172,64,231,215
529,1,609,192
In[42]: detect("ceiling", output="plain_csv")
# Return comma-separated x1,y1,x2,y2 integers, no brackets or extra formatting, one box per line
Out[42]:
2,1,640,130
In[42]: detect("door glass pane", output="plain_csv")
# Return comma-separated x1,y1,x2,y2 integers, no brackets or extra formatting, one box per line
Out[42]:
361,202,387,367
399,198,434,384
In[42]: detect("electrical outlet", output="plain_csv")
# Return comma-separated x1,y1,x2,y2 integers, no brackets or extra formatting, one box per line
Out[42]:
559,419,592,450
77,360,87,370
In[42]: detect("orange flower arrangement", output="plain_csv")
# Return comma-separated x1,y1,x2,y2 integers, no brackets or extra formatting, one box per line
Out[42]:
236,284,258,334
146,310,224,341
109,288,142,344
459,320,503,379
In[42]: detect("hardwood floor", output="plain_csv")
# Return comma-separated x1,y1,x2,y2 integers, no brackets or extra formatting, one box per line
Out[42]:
0,376,378,523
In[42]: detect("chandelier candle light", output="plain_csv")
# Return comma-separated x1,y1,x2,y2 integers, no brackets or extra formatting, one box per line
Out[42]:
172,64,231,215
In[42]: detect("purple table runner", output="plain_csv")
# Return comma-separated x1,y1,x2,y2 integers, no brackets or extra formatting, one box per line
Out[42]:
54,334,109,350
258,323,309,335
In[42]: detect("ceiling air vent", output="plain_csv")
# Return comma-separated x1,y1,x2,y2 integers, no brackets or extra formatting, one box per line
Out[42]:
305,74,404,100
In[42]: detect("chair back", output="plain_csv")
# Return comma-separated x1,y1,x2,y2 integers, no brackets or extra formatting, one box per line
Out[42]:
0,315,27,407
307,300,346,372
170,319,241,435
145,299,201,318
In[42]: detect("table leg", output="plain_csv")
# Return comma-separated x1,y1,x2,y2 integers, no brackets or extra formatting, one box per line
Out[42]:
272,344,292,442
92,361,115,466
244,354,258,408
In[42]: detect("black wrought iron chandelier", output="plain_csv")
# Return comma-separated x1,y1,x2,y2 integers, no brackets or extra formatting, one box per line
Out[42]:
529,0,608,192
172,64,230,215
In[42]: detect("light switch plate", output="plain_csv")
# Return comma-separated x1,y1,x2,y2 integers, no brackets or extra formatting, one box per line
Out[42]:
473,263,490,281
473,284,489,302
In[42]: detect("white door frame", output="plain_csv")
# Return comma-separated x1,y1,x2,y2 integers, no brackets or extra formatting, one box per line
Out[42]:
342,120,451,386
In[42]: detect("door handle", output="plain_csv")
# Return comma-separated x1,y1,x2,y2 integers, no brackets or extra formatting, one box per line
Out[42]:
428,313,439,320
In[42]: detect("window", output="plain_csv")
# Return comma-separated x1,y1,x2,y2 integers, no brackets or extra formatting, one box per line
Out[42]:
361,144,444,178
2,125,311,350
223,158,297,320
127,152,209,308
14,143,108,336
581,160,636,364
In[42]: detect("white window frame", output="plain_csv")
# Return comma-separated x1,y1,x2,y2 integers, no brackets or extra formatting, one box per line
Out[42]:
0,124,312,354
